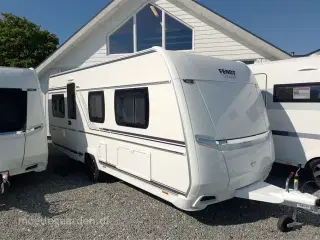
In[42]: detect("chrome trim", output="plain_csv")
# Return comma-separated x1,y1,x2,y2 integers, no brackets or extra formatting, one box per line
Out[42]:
196,131,270,151
26,124,43,133
195,135,219,149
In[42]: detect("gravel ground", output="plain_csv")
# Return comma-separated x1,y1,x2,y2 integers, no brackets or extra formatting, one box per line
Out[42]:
0,143,319,240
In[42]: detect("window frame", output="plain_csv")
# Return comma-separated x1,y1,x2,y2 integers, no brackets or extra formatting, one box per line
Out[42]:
114,87,149,129
273,82,320,103
52,94,65,118
88,91,105,123
107,2,194,55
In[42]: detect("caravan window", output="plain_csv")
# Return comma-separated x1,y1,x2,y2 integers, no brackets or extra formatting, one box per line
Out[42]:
52,94,65,118
115,88,149,129
67,83,77,119
274,83,320,102
88,91,105,123
0,88,27,132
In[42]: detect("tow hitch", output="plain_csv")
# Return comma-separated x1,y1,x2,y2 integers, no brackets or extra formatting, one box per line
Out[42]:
278,166,320,232
0,172,10,194
234,165,320,232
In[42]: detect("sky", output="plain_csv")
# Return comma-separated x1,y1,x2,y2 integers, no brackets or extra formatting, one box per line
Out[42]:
0,0,319,55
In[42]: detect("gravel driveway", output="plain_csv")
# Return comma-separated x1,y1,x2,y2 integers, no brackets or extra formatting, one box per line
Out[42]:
0,143,319,240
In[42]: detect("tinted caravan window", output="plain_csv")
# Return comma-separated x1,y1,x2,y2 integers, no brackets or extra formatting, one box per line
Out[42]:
0,88,27,132
67,83,76,119
88,91,105,123
115,88,149,129
274,83,320,102
52,94,65,118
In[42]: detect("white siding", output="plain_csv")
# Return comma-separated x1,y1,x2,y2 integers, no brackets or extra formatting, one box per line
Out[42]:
155,0,265,61
56,0,143,68
56,0,267,69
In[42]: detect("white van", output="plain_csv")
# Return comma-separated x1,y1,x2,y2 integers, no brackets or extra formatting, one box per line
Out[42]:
49,47,320,231
250,56,320,186
0,67,48,192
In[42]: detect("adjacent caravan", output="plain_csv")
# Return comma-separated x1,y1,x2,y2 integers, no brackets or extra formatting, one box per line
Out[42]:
49,47,320,231
250,56,320,186
0,67,48,193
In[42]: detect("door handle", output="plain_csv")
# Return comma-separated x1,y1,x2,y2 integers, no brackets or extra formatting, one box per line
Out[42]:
68,120,72,125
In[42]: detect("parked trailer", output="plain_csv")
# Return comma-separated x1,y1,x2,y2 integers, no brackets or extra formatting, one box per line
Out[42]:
250,56,320,187
0,67,48,193
48,47,320,232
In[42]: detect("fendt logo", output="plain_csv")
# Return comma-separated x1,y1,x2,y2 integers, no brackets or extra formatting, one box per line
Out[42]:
218,69,236,79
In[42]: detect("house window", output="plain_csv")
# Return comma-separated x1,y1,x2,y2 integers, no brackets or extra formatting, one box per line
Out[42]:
274,83,320,102
67,83,77,119
52,94,65,118
88,91,105,123
108,4,193,54
137,4,162,51
165,13,193,50
109,18,134,54
0,88,27,132
114,88,149,129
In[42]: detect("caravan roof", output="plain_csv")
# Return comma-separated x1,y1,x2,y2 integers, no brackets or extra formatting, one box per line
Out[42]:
0,67,39,89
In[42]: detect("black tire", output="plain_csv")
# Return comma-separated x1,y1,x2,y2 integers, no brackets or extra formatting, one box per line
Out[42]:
85,154,100,183
309,158,320,188
277,215,294,232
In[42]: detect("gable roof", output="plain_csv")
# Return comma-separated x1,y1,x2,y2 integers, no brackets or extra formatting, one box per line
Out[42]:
36,0,292,76
309,49,320,55
296,48,320,57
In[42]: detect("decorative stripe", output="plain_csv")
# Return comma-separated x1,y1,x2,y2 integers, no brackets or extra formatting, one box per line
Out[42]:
53,142,83,156
48,86,67,91
50,126,185,155
98,161,184,195
50,125,76,132
79,130,185,155
272,130,320,140
49,125,185,149
101,128,185,147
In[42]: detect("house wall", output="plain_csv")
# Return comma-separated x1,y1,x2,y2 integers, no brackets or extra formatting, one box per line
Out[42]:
54,0,266,70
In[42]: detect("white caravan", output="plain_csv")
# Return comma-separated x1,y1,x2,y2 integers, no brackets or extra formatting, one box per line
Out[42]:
48,47,320,232
0,67,48,192
250,56,320,186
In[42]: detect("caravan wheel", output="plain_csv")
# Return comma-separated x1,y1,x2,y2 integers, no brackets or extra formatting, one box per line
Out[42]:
309,158,320,188
277,215,294,232
85,154,100,183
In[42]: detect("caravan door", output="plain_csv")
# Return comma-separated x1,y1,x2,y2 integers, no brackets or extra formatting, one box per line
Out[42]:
65,83,79,156
0,88,27,171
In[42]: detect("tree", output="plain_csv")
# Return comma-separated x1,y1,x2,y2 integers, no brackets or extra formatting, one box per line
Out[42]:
0,13,59,68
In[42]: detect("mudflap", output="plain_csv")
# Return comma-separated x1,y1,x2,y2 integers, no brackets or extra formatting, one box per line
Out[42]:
234,181,320,214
